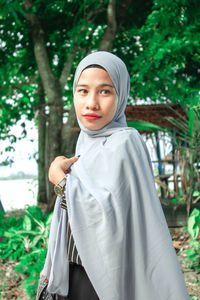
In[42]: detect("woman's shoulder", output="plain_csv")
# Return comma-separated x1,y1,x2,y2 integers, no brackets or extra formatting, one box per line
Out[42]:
106,127,142,146
104,127,149,159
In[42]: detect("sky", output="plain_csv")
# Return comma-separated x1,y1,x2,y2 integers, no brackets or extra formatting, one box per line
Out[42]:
0,118,38,178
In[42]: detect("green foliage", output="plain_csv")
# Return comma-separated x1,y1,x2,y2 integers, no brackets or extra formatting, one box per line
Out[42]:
166,104,200,214
15,248,48,297
127,120,165,132
0,210,6,236
187,208,200,239
0,206,52,297
185,208,200,270
132,0,200,105
171,196,185,205
193,190,200,203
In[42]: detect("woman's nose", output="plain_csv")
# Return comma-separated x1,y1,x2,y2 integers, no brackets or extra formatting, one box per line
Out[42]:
86,92,99,110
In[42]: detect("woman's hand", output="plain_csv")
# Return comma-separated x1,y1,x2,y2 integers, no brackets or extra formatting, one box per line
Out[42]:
48,155,79,185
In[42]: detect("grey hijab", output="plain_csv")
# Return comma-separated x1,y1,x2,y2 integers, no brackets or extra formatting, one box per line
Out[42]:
42,51,189,299
73,51,130,134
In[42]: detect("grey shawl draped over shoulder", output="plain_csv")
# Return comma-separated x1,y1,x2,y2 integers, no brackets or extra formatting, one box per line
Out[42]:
42,51,189,300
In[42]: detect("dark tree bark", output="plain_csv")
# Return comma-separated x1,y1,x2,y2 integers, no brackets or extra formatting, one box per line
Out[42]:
24,0,63,209
61,105,79,157
37,81,47,204
24,0,79,210
99,0,117,51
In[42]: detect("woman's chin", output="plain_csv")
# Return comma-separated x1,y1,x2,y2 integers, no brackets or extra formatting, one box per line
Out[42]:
81,121,104,131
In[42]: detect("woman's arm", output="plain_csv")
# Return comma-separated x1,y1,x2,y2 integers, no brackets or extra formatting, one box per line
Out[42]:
40,156,79,279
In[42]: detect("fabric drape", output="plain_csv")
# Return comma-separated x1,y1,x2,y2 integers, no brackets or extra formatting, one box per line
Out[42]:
42,51,189,300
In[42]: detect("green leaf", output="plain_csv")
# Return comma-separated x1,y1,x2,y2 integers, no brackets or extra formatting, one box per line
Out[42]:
46,213,53,226
185,247,196,257
171,197,178,204
23,215,32,231
189,239,199,250
187,209,200,239
4,231,15,238
189,108,194,142
193,190,200,197
127,120,165,132
31,235,42,248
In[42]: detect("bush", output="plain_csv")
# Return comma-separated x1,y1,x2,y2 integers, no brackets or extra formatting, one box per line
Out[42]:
185,208,200,271
0,206,52,298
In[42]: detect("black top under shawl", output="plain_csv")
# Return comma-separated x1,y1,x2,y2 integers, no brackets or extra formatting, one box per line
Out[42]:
60,196,82,265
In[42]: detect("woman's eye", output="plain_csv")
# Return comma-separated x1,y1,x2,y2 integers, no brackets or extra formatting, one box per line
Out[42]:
101,89,110,95
78,89,87,94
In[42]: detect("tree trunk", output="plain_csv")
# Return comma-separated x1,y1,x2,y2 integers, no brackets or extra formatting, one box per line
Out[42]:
61,105,79,157
99,0,117,51
24,0,63,210
46,94,63,210
37,81,47,204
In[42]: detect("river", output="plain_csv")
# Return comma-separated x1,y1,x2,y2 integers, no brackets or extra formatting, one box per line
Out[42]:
0,179,37,211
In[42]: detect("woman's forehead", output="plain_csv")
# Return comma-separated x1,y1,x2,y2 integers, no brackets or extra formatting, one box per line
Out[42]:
76,68,117,94
78,67,112,83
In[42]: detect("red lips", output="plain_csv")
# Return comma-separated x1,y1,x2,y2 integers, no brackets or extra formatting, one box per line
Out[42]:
83,113,101,121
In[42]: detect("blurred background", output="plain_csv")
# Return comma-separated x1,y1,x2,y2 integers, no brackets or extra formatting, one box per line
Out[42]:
0,0,199,299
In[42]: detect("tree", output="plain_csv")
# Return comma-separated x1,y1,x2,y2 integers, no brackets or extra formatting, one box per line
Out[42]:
1,0,153,210
131,0,200,105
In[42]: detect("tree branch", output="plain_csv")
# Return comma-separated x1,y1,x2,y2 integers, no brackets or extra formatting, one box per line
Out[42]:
23,0,60,102
59,47,77,92
59,23,95,91
99,0,117,51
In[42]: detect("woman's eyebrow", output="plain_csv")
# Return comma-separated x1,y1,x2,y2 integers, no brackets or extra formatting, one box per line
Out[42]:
76,83,114,88
99,83,114,88
76,84,88,87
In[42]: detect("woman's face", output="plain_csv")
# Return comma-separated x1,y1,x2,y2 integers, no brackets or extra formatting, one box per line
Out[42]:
74,68,118,130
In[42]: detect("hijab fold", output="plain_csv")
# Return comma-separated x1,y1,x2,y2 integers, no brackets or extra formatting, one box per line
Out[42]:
42,51,189,299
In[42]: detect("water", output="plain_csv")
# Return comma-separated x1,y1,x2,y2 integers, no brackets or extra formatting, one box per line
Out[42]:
0,179,37,211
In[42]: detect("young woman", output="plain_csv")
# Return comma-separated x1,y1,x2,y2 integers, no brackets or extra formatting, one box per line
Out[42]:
38,51,189,300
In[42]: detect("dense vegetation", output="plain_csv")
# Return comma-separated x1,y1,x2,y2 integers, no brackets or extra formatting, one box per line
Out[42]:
0,206,52,298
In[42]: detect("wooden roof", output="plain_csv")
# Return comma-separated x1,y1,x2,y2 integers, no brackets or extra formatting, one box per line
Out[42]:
125,104,186,129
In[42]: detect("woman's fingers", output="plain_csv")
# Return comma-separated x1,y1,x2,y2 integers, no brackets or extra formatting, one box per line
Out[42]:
48,155,79,185
66,156,79,168
54,156,79,171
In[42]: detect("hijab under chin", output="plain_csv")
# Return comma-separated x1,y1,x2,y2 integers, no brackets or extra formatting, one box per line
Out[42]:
73,51,130,137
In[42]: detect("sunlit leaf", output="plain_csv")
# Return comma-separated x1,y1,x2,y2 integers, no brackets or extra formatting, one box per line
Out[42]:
127,120,165,132
23,215,32,231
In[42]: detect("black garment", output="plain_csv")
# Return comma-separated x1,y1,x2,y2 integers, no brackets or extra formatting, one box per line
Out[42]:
60,195,82,265
55,263,100,300
66,221,82,265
